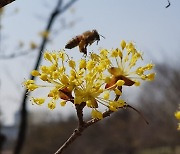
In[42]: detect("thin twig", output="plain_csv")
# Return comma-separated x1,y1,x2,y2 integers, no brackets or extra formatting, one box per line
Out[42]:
55,103,85,154
166,0,170,8
126,104,149,125
54,128,82,154
54,108,114,154
0,49,36,59
75,103,86,126
54,94,121,154
54,89,148,154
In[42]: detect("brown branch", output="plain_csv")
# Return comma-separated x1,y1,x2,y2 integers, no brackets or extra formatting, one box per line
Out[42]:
0,49,36,59
54,91,148,154
126,104,149,125
54,108,114,154
54,94,121,154
54,128,82,154
75,102,86,126
0,0,15,8
55,103,85,154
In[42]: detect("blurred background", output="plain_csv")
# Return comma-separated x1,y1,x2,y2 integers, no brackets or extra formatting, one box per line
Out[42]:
0,0,180,154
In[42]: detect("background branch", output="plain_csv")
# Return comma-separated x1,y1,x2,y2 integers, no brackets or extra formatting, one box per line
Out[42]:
0,49,35,59
13,0,78,154
0,0,15,8
166,0,171,8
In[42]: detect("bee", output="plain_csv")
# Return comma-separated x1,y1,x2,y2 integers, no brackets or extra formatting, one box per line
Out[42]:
65,29,104,55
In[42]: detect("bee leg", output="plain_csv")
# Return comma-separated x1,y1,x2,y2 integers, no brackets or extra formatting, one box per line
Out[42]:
79,40,87,55
82,47,87,55
79,46,87,55
83,43,88,55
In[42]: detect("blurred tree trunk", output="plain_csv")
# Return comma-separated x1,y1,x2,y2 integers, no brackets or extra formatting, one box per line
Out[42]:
13,0,78,154
0,125,6,154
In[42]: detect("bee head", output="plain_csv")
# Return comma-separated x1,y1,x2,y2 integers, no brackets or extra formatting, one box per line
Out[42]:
92,29,105,45
92,29,100,45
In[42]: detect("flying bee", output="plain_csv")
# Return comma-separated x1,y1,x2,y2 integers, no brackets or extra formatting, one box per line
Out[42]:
65,29,105,55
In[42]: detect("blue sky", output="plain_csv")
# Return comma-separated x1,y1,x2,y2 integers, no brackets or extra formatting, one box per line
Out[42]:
0,0,180,125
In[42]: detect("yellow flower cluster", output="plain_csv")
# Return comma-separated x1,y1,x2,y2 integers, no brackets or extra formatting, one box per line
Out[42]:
23,40,155,119
175,107,180,130
105,41,155,89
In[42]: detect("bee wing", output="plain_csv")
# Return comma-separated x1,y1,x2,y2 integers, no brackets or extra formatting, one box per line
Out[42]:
82,31,93,42
82,30,92,38
83,30,97,45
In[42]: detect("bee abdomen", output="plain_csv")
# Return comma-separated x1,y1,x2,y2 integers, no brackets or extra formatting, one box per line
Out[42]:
65,36,82,49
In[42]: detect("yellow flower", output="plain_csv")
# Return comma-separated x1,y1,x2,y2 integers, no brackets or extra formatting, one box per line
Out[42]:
104,41,155,90
72,54,127,118
60,100,67,107
74,56,109,109
24,50,127,118
23,80,39,91
31,97,45,105
121,40,126,50
175,106,180,130
175,111,180,120
79,59,86,69
23,40,155,119
178,123,180,131
23,51,75,109
31,70,40,76
48,101,56,110
91,109,103,119
69,60,76,68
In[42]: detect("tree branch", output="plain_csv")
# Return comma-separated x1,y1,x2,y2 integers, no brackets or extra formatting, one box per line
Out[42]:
54,94,121,154
13,0,78,154
54,91,149,154
75,103,86,126
166,0,170,8
0,0,15,8
0,49,36,59
54,108,115,154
